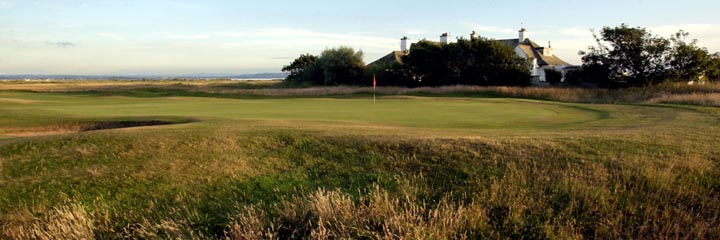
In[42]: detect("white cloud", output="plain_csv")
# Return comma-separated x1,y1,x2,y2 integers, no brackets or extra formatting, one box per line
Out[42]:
478,26,514,34
0,28,398,74
649,24,718,37
165,34,210,40
45,41,76,47
648,24,720,52
473,25,515,35
558,28,593,38
157,1,214,11
523,23,720,65
20,24,720,74
459,21,514,35
216,28,397,49
402,30,429,35
57,23,82,29
95,32,126,41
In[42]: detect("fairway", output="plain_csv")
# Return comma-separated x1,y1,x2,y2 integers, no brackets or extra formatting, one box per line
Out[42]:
1,88,719,239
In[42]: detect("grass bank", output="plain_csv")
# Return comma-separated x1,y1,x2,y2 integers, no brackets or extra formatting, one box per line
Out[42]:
2,131,719,239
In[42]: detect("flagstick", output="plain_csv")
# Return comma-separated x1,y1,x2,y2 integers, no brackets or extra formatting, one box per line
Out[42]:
372,74,377,103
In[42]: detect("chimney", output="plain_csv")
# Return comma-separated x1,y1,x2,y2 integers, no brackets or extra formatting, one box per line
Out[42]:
401,36,409,52
544,41,553,56
519,28,527,42
470,31,478,40
440,32,449,44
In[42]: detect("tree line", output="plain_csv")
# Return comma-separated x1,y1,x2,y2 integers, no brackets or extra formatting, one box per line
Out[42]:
569,24,720,88
283,24,720,88
282,37,531,87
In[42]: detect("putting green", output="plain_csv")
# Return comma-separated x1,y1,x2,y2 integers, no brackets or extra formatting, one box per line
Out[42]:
0,92,608,132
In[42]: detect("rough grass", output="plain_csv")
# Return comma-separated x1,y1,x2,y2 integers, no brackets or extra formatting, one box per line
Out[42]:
3,80,720,106
2,203,94,240
647,93,720,106
2,128,719,239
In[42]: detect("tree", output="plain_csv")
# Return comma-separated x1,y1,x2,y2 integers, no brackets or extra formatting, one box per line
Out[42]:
450,37,530,86
403,37,530,87
708,53,720,82
580,24,670,87
317,47,366,85
401,40,450,86
282,54,319,83
281,47,366,86
544,68,562,86
366,61,415,87
667,30,715,82
563,68,584,86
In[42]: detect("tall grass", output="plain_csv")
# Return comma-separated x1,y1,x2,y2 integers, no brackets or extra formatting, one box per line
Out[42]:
2,203,94,240
225,181,487,240
4,80,720,106
647,93,720,106
2,130,719,239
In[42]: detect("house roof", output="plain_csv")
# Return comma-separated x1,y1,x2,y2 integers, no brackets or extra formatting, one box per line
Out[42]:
534,53,570,66
367,37,571,67
495,38,570,66
367,51,407,67
496,38,541,49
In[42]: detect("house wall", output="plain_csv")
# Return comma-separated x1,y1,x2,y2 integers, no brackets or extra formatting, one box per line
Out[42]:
514,46,546,83
512,44,574,85
536,64,547,82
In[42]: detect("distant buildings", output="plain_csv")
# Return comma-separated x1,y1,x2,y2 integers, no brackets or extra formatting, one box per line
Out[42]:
369,28,573,85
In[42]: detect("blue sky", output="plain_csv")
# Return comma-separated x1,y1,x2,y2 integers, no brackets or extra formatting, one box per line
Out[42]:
1,0,720,74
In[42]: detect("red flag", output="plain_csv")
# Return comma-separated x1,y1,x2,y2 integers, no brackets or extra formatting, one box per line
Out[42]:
373,74,377,88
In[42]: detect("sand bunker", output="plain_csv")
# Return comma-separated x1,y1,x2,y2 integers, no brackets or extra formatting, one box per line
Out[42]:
3,120,190,137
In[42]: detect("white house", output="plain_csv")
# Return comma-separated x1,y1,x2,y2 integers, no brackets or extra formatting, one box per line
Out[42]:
369,28,573,85
495,28,571,84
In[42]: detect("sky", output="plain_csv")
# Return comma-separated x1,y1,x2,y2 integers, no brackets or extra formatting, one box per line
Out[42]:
1,0,720,75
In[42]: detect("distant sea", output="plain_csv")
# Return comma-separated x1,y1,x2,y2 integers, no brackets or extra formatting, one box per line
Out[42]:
0,73,289,81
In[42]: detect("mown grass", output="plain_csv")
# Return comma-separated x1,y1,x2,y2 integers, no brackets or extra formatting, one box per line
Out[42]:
1,81,719,239
0,91,609,135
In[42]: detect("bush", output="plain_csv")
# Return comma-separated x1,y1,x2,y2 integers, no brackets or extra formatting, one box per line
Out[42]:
365,61,416,87
544,68,562,86
317,47,366,85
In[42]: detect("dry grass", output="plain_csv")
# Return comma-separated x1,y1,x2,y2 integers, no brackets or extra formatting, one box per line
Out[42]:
225,180,488,240
3,137,719,240
2,203,94,240
3,80,719,106
647,93,720,106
